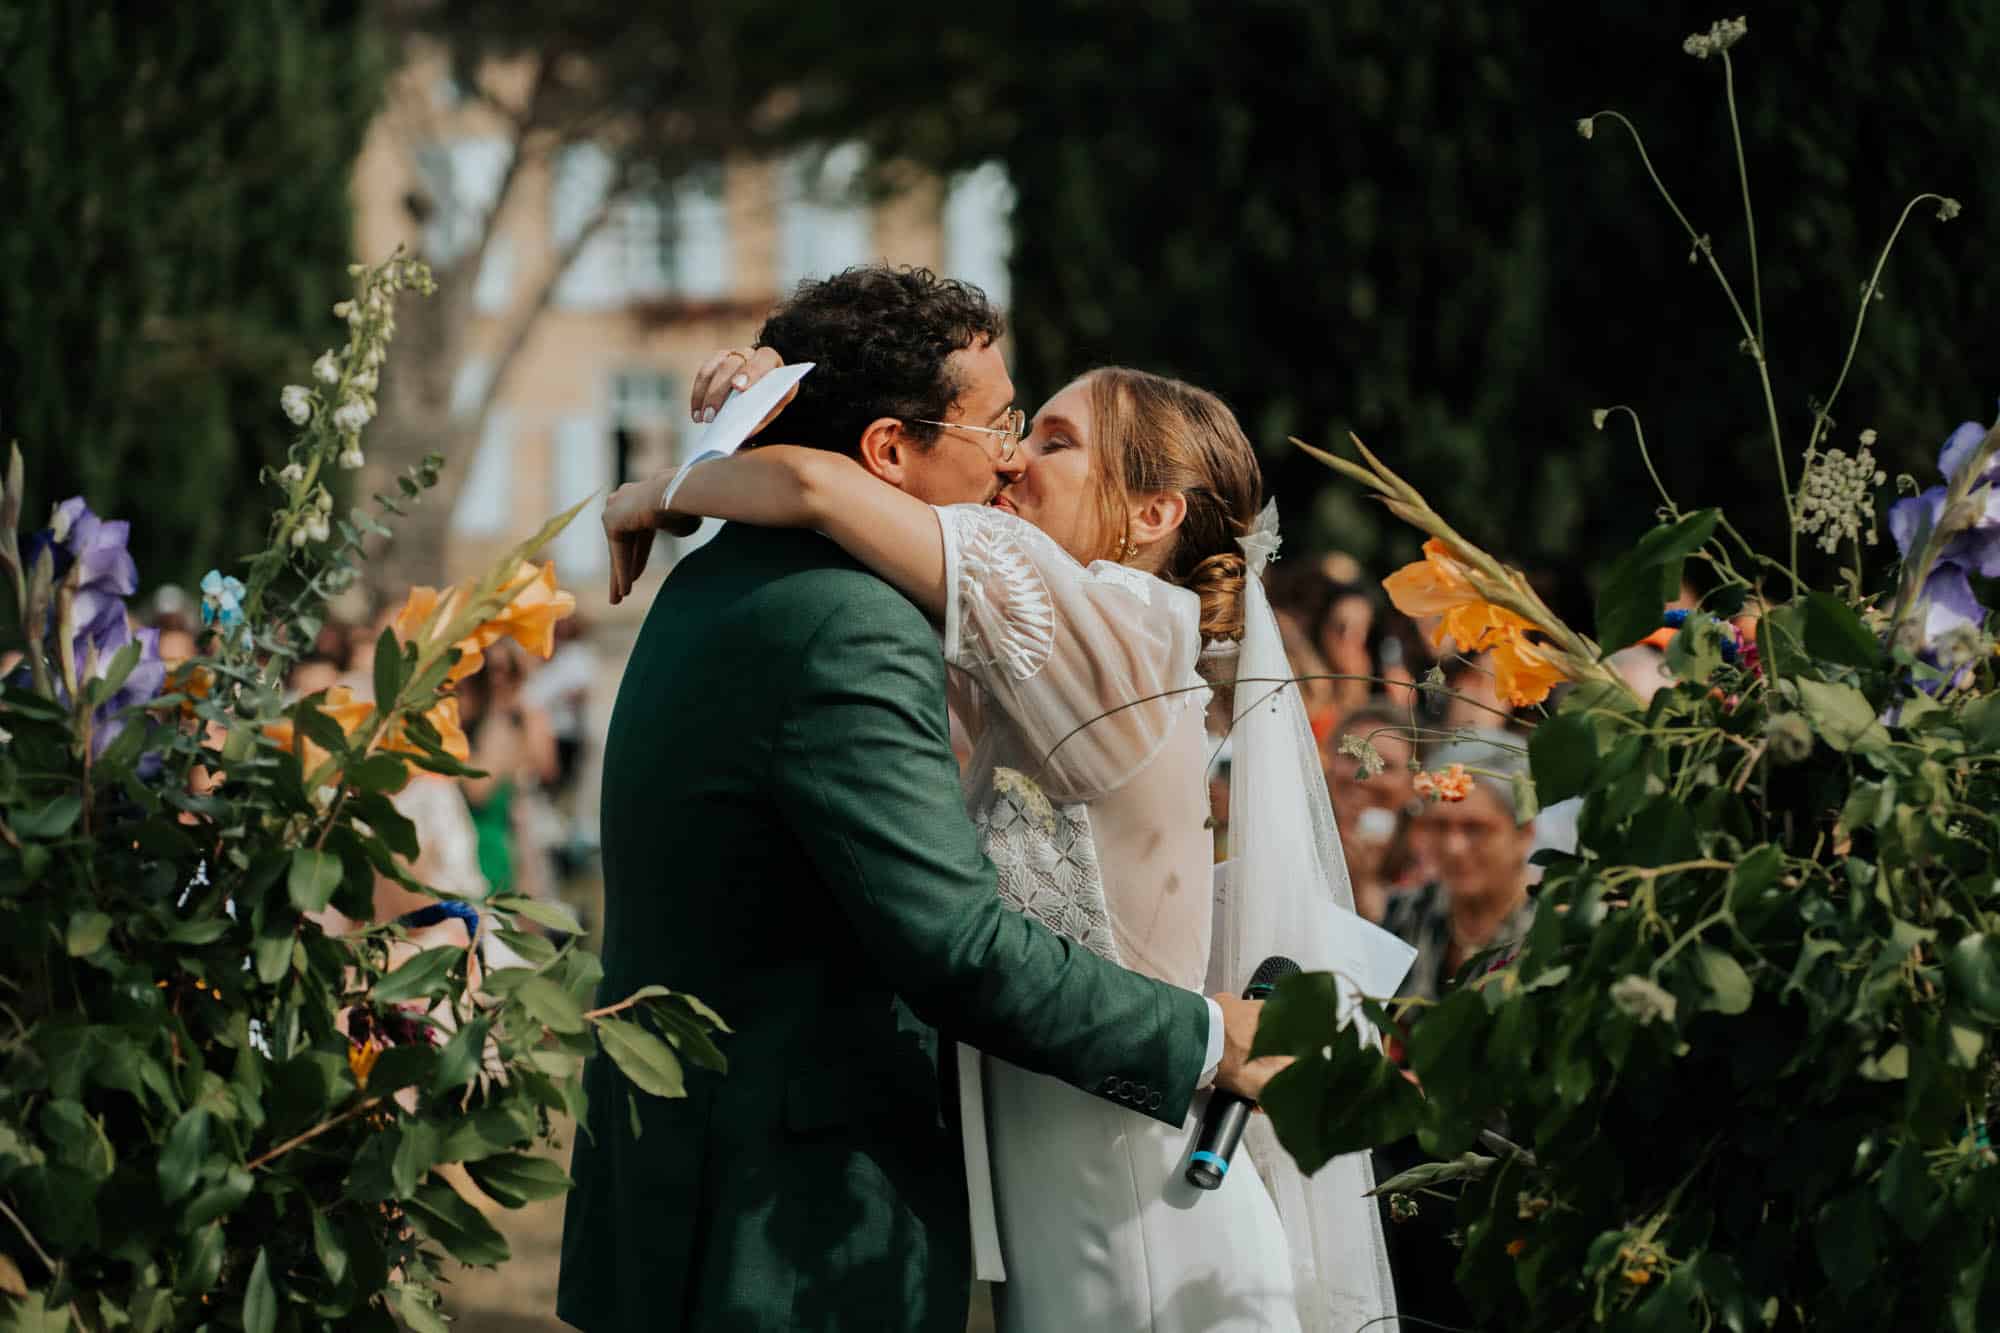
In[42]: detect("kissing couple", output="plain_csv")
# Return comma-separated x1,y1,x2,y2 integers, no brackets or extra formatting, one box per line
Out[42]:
559,266,1395,1332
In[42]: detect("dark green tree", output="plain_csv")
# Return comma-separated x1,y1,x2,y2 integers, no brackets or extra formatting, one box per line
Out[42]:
759,0,1998,619
0,1,386,600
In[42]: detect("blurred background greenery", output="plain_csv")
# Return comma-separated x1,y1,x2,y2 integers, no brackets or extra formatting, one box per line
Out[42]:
4,0,1994,621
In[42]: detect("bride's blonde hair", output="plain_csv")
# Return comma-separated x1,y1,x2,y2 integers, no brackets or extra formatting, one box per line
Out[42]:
1077,367,1264,642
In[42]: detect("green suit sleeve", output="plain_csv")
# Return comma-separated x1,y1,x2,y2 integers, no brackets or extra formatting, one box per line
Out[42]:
772,586,1208,1126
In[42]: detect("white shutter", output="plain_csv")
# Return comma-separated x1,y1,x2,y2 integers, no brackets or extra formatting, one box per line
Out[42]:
549,415,609,576
674,170,732,299
553,144,621,308
473,236,514,313
944,162,1015,308
778,142,873,289
417,137,512,266
451,409,516,537
448,357,494,422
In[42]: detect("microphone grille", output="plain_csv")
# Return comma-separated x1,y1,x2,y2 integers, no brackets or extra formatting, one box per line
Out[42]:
1248,955,1301,990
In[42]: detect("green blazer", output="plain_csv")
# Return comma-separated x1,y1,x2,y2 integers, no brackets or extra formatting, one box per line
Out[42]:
558,524,1209,1333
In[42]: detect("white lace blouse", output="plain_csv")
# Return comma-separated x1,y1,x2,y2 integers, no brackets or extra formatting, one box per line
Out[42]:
937,504,1216,994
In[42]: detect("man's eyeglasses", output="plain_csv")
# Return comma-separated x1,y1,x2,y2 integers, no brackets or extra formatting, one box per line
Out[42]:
909,407,1027,464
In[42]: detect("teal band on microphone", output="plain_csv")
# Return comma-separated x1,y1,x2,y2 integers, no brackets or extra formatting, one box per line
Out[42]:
1189,1150,1228,1175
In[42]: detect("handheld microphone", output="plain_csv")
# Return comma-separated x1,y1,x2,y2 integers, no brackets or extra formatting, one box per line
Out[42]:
1185,954,1299,1190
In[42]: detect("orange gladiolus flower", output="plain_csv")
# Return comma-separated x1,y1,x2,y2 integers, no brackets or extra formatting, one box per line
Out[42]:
347,1038,382,1090
480,561,576,659
392,584,485,684
1414,763,1474,803
382,695,472,766
1490,634,1568,708
264,685,375,775
1382,540,1533,654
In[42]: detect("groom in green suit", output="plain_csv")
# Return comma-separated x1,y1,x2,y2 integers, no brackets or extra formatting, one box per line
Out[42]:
560,266,1272,1333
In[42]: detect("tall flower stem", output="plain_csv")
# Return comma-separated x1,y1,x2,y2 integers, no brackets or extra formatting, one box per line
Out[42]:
1722,55,1764,351
1807,192,1961,457
1582,111,1798,593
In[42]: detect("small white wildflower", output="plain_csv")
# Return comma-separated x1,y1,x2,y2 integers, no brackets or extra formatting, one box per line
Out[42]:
280,385,313,426
1937,197,1963,222
350,366,378,393
1796,443,1886,553
347,263,366,277
1859,428,1878,446
290,525,311,549
337,447,366,471
1610,974,1678,1025
332,300,353,320
331,398,374,433
313,487,333,512
312,351,341,385
306,513,332,544
1591,408,1610,431
1336,731,1387,779
312,785,339,812
276,462,305,485
1683,15,1748,59
1576,117,1595,140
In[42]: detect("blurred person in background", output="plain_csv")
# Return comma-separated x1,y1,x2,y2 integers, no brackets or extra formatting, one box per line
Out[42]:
1312,580,1377,721
1319,705,1418,924
521,611,600,813
456,638,558,904
1383,728,1537,1004
1440,653,1509,733
287,651,345,699
1276,613,1339,743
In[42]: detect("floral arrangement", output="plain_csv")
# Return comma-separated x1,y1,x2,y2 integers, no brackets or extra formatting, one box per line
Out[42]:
0,252,723,1331
1257,19,2000,1331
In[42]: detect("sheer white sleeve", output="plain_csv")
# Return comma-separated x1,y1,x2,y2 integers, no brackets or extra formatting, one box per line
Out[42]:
935,503,1202,803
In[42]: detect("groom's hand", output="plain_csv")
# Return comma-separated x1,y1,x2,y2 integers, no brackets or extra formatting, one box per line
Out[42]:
1211,993,1293,1102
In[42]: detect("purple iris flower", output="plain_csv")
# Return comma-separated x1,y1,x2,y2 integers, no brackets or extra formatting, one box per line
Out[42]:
1889,404,2000,672
25,497,140,651
1889,408,2000,578
79,618,167,764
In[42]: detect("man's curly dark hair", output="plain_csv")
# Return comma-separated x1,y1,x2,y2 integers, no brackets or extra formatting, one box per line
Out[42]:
751,265,1006,456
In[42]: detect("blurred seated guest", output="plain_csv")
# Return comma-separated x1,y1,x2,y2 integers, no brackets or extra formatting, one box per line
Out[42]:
1372,612,1433,713
521,613,599,801
287,652,344,700
1441,653,1509,733
1313,580,1378,720
1384,728,1537,1003
1276,613,1339,743
457,640,557,901
1320,705,1418,923
1609,643,1672,705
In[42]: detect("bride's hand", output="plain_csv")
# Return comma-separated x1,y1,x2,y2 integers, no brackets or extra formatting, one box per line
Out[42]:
690,345,786,424
604,472,696,605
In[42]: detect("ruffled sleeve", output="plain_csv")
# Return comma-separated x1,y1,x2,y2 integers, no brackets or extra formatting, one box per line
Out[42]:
935,503,1202,802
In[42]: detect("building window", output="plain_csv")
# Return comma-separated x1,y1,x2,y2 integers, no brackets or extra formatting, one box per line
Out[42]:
778,142,872,290
415,137,513,267
550,415,610,576
556,148,733,308
451,410,516,537
473,236,514,313
944,162,1016,309
449,357,495,422
609,369,682,484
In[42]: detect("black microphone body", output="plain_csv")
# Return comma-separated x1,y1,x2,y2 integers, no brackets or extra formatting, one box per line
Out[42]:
1185,955,1300,1190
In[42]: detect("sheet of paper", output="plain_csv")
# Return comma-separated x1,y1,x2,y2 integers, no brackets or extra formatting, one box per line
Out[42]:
698,360,815,456
1209,859,1417,1030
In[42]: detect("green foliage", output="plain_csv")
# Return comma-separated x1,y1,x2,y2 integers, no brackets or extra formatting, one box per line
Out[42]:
0,259,725,1329
0,1,387,601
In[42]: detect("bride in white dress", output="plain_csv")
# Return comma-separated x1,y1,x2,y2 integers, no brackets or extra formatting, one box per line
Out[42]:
650,365,1395,1332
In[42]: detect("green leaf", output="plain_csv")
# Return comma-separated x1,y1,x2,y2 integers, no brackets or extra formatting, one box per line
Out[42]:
166,917,233,945
596,1018,685,1097
157,1108,210,1203
435,1102,536,1164
1693,946,1753,1015
397,1283,451,1333
391,1119,441,1197
253,924,297,985
242,1247,277,1333
345,752,410,794
430,1017,492,1095
1793,678,1890,753
516,974,588,1034
1814,1191,1878,1296
65,911,112,957
295,701,356,762
176,1222,226,1295
491,894,584,936
183,1167,254,1228
310,1203,349,1286
1595,510,1719,651
373,625,406,711
405,1179,510,1266
1664,611,1726,685
1726,844,1784,912
1249,971,1425,1172
1528,711,1599,805
1803,590,1883,668
465,1152,574,1207
1944,933,2000,1022
15,794,82,839
370,946,462,1004
287,847,343,913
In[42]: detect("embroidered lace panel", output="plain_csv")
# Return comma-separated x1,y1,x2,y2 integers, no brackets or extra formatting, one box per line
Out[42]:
976,787,1120,965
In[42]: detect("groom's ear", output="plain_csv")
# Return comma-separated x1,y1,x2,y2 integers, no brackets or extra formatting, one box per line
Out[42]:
855,417,913,488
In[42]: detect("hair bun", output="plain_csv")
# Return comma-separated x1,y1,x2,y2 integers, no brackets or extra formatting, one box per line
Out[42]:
1188,551,1248,642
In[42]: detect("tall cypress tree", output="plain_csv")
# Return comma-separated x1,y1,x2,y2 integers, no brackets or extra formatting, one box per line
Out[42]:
0,1,385,598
